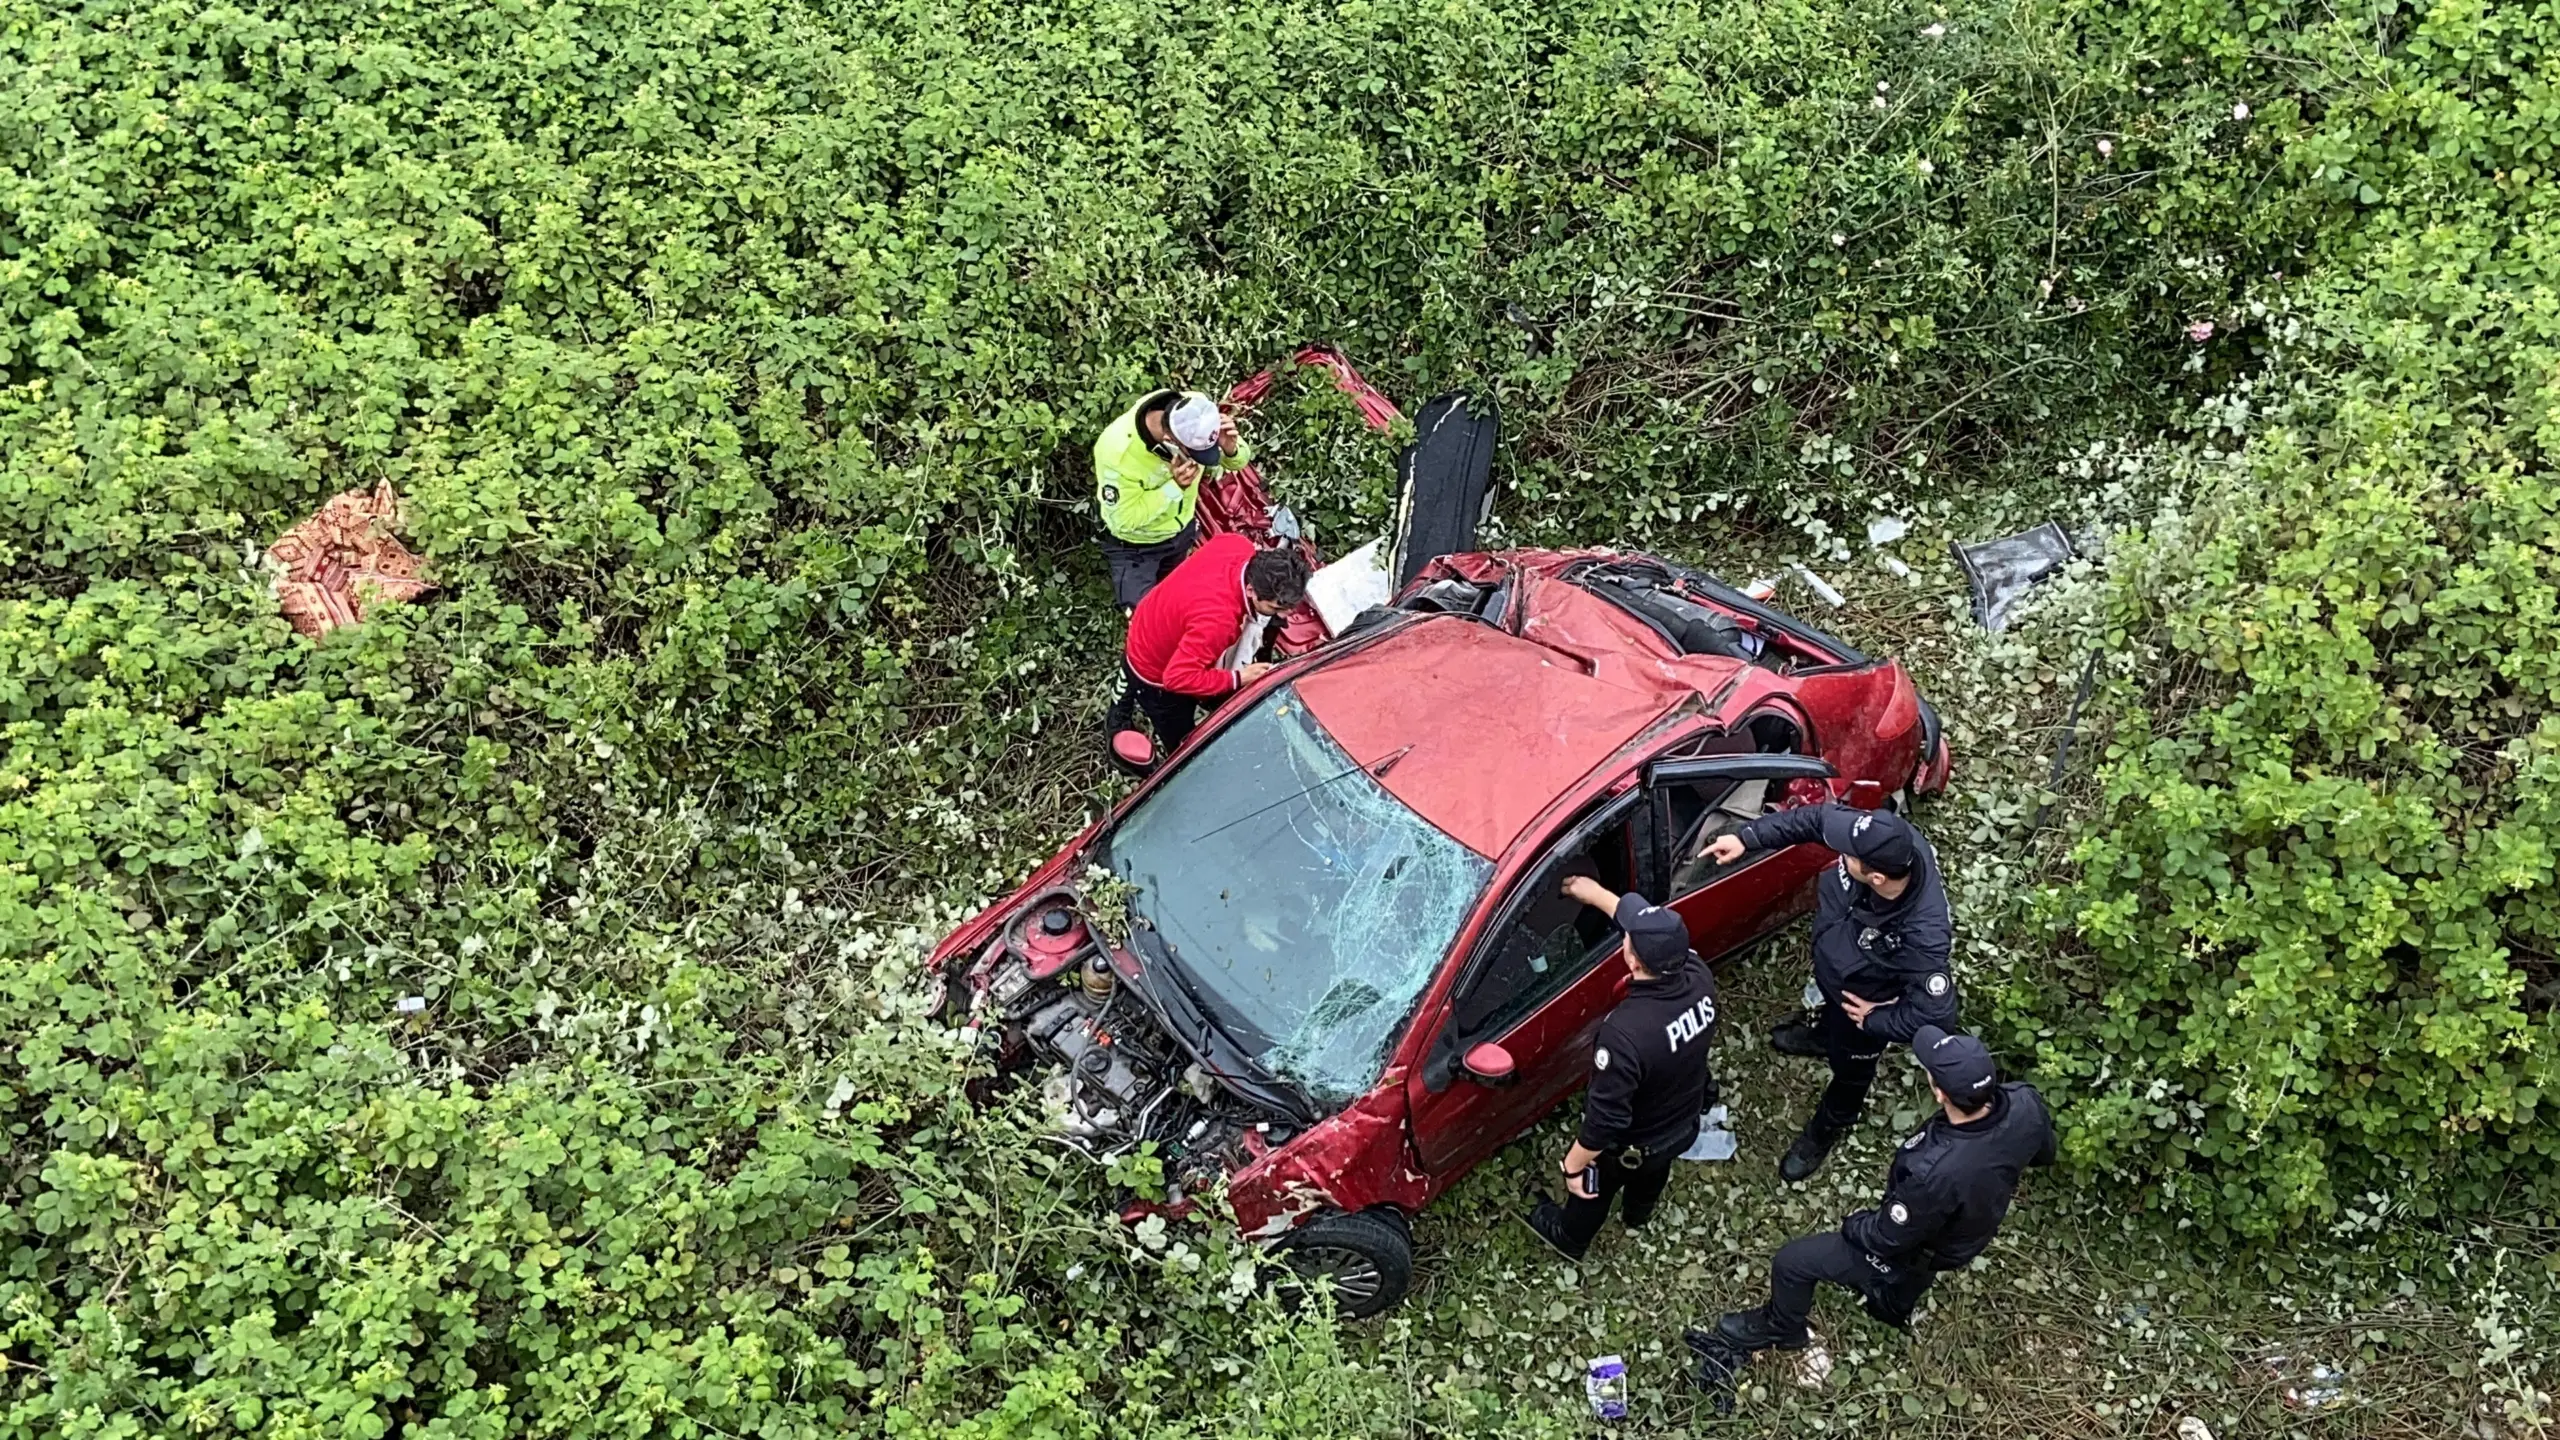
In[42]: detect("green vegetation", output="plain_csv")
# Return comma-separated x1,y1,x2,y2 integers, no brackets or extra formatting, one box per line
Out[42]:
1,0,2554,1433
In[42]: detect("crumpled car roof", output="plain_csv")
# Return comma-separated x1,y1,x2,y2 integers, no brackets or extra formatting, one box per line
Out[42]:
1293,562,1749,858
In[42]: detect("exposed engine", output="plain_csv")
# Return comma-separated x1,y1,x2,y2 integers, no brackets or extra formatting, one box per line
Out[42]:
957,886,1284,1196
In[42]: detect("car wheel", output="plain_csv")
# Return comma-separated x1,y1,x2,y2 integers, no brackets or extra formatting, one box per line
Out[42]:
1277,1209,1414,1319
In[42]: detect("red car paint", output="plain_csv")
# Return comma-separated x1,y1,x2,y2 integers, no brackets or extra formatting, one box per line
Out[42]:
931,546,1950,1270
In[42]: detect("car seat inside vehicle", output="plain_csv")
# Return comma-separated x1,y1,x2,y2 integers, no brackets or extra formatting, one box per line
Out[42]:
1668,778,1770,894
1656,711,1806,894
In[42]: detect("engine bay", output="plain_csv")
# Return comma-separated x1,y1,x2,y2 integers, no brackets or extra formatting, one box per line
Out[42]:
956,886,1292,1198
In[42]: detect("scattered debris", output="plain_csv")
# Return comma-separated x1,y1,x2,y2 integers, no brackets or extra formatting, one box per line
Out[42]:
2264,1353,2348,1410
1867,517,1914,578
267,480,433,637
1788,563,1846,608
1681,1104,1738,1162
1792,1339,1833,1388
2027,648,2102,836
395,995,428,1014
1306,537,1393,635
2287,1367,2346,1409
2177,1418,2216,1440
1951,520,2072,630
1585,1354,1628,1420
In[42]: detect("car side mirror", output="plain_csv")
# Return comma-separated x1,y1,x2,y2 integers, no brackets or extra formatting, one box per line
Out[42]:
1845,778,1886,810
1462,1042,1517,1087
1110,729,1156,778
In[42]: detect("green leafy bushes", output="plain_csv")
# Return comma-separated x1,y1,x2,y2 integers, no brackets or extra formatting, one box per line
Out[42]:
3,0,2552,1427
2019,0,2560,1234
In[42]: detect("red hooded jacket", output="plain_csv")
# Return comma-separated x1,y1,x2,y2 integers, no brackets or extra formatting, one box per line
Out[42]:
1126,533,1256,698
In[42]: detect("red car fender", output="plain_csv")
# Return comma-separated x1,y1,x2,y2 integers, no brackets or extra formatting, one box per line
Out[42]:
923,820,1104,979
1224,1079,1431,1240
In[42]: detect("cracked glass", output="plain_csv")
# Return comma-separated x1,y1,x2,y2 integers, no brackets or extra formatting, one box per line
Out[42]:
1106,684,1493,1106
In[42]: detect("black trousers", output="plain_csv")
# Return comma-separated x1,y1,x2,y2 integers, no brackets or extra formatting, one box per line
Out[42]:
1815,1000,1888,1133
1118,662,1203,751
1099,520,1199,608
1763,1232,1936,1337
1557,1145,1681,1256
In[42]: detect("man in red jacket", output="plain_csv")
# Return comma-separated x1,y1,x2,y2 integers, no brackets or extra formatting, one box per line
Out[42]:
1120,534,1310,753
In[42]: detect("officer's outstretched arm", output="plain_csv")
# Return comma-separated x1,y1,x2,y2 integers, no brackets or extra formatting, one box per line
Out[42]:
1842,1179,1953,1265
1730,801,1831,855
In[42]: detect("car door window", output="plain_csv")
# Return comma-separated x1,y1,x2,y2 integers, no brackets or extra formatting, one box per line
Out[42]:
1446,797,1651,1046
1659,715,1819,899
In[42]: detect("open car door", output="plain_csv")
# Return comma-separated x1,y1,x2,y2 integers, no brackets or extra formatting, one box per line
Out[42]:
1643,752,1839,961
1390,391,1497,588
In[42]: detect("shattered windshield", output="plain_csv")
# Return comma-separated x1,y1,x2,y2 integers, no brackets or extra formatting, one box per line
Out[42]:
1105,684,1492,1107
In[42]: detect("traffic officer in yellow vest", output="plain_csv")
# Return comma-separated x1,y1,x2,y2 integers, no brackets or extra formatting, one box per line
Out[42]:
1092,389,1253,610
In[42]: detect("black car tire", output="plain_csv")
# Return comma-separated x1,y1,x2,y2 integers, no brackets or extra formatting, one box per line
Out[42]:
1276,1209,1414,1319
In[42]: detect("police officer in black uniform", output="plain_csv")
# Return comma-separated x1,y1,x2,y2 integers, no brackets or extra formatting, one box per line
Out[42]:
1684,1027,2056,1408
1699,803,1954,1180
1524,877,1720,1261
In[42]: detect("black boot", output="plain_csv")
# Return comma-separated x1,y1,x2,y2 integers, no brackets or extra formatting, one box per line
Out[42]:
1778,1114,1845,1183
1768,1012,1824,1058
1523,1201,1587,1261
1712,1305,1811,1353
1862,1294,1916,1330
1681,1326,1750,1413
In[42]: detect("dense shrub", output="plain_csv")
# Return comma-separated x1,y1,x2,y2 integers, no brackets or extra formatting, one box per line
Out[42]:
0,0,2243,1428
2,0,2551,1428
2014,0,2560,1235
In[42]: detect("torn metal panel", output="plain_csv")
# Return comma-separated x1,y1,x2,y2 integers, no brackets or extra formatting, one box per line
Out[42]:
1230,1084,1429,1237
1953,521,2074,630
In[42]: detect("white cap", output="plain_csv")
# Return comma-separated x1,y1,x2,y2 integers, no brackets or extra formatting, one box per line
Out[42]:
1167,392,1224,463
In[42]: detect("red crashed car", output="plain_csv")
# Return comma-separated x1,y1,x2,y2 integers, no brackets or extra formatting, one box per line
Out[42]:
929,547,1949,1315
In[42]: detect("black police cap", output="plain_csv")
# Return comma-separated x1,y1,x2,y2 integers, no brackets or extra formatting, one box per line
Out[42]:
1911,1025,1998,1102
1841,808,1919,879
1611,891,1692,969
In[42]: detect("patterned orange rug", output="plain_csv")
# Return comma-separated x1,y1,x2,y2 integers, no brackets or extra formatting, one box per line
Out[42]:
268,481,433,636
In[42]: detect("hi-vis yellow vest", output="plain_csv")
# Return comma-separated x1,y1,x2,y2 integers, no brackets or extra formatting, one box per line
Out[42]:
1093,393,1253,545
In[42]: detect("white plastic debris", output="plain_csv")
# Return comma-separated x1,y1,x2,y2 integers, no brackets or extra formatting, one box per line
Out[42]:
1789,564,1846,607
1802,979,1826,1009
1681,1104,1738,1162
1792,1341,1833,1387
2265,1354,2347,1410
394,995,427,1015
2286,1366,2345,1409
1865,515,1909,547
2176,1418,2216,1440
1743,577,1779,601
1305,537,1393,635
